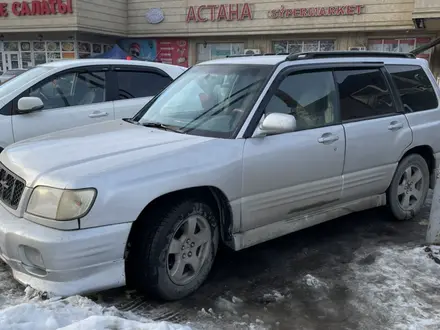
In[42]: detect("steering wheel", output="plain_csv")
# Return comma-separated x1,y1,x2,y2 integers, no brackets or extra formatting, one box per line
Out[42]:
55,85,69,107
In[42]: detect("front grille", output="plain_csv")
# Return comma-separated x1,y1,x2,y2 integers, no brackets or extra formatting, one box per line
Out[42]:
0,163,25,210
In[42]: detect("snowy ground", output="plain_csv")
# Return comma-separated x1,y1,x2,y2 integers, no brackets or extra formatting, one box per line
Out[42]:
1,194,440,330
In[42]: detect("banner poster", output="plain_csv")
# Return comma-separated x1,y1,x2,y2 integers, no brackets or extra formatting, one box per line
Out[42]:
119,39,188,67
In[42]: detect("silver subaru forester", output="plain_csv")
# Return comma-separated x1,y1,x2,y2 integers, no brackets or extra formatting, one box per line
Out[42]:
0,51,439,301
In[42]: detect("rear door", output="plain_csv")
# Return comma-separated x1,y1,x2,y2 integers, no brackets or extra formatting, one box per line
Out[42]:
12,65,114,142
110,66,174,119
337,66,413,201
386,64,440,187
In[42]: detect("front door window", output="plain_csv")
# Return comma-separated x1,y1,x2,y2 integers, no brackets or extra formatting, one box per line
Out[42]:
5,53,20,70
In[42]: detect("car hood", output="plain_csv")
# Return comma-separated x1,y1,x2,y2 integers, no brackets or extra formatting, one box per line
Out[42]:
1,120,213,186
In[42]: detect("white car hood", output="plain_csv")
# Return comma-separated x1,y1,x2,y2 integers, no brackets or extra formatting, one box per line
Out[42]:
1,120,213,186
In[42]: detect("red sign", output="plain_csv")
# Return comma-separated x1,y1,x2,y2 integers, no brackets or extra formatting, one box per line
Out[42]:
186,3,253,22
0,0,73,17
156,39,189,67
268,5,364,19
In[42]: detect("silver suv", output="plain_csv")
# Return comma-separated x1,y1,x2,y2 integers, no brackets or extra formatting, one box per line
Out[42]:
0,51,439,301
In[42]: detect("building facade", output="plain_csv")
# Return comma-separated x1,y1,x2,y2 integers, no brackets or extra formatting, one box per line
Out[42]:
0,0,439,78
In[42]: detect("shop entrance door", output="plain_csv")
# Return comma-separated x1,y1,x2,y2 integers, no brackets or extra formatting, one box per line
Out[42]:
4,52,20,70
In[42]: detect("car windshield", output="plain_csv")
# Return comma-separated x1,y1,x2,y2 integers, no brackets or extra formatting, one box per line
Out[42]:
0,66,52,96
134,64,273,138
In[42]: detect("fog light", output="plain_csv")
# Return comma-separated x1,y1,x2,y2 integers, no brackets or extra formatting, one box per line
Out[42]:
19,245,45,269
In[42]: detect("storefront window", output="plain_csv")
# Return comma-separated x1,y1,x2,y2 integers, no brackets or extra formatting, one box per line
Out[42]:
0,40,107,71
273,40,335,54
93,44,102,54
78,41,91,58
21,52,32,68
33,52,46,65
3,42,19,52
368,38,432,60
196,43,244,63
20,42,31,52
47,52,61,62
33,41,46,52
62,41,76,59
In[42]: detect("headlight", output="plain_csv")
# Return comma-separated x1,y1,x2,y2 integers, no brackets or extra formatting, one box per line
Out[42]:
27,186,96,221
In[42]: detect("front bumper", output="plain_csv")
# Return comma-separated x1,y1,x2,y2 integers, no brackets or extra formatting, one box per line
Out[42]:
0,203,132,296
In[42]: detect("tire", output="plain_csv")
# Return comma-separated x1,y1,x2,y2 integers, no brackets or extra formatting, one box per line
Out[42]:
387,154,430,221
126,198,219,301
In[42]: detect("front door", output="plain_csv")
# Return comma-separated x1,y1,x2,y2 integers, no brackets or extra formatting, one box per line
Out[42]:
4,52,20,70
12,66,115,142
241,69,345,232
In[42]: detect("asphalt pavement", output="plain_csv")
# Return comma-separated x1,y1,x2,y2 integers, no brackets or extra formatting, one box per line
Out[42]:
93,193,438,330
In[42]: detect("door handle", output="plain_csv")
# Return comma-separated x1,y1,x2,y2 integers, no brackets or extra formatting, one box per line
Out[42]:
89,111,108,118
318,133,339,144
388,121,404,131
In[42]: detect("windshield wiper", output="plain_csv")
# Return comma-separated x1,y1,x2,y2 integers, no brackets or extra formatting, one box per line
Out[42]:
123,118,140,125
142,121,184,133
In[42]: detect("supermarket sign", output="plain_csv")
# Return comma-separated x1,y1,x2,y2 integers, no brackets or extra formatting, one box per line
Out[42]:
268,5,364,19
0,0,73,17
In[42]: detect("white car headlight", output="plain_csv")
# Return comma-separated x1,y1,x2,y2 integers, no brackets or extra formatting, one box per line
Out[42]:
27,186,96,221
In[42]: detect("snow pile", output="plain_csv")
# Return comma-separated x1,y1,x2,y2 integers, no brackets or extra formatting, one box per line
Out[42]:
0,294,192,330
302,274,329,290
60,316,189,330
261,290,285,303
347,245,440,329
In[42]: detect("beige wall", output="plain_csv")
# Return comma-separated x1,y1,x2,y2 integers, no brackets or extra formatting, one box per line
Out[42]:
0,0,437,39
128,0,416,37
414,0,440,19
0,0,127,36
76,0,127,36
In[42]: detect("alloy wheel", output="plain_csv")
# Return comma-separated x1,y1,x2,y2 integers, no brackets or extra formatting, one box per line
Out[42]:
397,165,425,211
166,214,212,285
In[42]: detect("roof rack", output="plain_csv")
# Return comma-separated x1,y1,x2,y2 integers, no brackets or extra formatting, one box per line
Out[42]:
286,51,416,61
226,52,289,58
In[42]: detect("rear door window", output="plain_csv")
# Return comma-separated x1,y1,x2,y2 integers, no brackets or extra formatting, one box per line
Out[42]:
116,70,173,100
334,68,397,122
386,65,439,112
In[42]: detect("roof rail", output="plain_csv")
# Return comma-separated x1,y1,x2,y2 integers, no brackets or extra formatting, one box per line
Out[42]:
226,54,264,58
226,52,290,58
286,51,416,61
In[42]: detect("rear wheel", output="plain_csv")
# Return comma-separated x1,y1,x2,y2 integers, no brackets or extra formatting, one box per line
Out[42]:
126,199,219,301
387,154,430,220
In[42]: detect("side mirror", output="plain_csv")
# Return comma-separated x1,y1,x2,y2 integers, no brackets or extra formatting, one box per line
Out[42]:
254,113,296,137
17,97,44,113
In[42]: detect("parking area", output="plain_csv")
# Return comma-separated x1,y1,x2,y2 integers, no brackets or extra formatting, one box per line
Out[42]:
85,193,439,330
1,193,439,330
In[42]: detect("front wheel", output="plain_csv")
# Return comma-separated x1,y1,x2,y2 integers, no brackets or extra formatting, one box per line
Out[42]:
126,199,219,301
387,154,430,220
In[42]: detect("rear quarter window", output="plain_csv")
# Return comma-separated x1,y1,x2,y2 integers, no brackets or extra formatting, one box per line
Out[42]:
386,65,439,112
116,70,173,100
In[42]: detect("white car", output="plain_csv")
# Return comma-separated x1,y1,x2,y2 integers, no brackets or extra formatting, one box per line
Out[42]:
0,59,186,151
